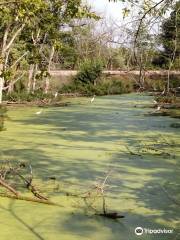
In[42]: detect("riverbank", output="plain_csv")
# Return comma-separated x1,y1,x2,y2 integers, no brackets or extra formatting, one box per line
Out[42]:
49,70,180,77
2,91,180,108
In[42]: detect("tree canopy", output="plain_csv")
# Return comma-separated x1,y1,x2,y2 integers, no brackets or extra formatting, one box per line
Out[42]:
161,0,180,57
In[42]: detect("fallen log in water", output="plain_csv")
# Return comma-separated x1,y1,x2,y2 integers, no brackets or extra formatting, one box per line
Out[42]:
96,212,125,219
0,193,59,206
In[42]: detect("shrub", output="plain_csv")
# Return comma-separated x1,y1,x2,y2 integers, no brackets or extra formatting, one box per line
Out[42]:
60,78,134,96
74,60,103,85
155,95,177,104
3,90,53,102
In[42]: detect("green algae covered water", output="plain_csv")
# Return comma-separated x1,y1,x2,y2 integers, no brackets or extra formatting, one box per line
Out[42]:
0,93,180,240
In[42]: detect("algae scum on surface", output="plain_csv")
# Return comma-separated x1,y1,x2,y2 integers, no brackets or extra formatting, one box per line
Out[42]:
0,94,180,240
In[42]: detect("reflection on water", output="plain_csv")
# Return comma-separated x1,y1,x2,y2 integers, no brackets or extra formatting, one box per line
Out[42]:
0,94,179,240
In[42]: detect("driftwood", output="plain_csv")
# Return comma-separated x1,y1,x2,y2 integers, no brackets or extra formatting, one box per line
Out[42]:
0,193,58,206
16,172,48,201
0,163,52,205
0,178,19,196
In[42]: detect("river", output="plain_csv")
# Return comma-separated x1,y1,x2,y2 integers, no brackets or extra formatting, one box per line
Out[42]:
0,93,179,240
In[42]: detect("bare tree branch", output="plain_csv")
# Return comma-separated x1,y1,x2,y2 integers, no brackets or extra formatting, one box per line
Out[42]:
134,0,168,48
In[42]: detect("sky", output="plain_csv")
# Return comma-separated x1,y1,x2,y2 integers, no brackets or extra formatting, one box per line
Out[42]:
86,0,161,36
87,0,124,22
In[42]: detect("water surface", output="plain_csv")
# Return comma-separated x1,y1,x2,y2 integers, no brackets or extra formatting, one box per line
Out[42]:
0,94,180,240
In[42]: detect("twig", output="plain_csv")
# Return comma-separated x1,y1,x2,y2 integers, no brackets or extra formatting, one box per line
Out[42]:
0,178,19,196
126,146,142,156
16,172,48,201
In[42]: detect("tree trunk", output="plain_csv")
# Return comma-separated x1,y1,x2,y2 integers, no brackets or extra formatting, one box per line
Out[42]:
0,23,26,101
44,46,55,94
138,53,145,90
7,82,14,94
32,64,38,92
0,63,4,104
27,64,34,93
7,71,26,94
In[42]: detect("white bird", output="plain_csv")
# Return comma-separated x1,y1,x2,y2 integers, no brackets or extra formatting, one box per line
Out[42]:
153,100,158,104
157,106,161,111
35,109,43,115
90,95,95,103
150,105,161,114
161,89,166,95
153,106,161,112
54,92,58,98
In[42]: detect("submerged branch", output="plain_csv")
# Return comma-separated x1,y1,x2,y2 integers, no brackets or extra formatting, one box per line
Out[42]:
0,193,58,206
0,178,19,196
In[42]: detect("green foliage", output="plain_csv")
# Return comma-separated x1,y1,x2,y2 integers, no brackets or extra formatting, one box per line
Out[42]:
74,60,103,85
0,0,98,99
1,0,178,101
56,32,77,69
161,1,180,56
3,90,53,102
154,1,180,69
61,77,133,96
